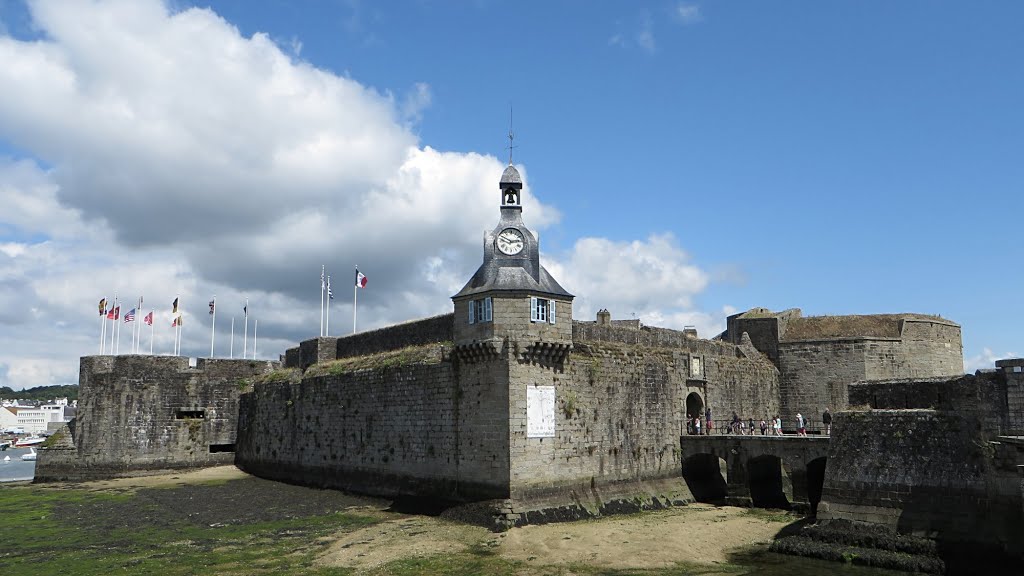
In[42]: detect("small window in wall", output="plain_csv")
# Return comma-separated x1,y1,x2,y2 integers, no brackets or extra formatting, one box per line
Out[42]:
209,444,235,453
468,297,492,324
531,297,556,324
175,410,206,420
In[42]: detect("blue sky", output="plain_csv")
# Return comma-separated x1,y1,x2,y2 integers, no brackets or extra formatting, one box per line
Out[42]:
0,0,1020,389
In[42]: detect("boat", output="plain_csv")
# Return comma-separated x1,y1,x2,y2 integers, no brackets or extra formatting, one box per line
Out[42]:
21,448,36,461
14,436,45,448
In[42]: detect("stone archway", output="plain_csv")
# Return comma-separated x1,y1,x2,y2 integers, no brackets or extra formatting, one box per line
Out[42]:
806,457,828,516
747,455,792,509
681,453,728,502
685,392,704,420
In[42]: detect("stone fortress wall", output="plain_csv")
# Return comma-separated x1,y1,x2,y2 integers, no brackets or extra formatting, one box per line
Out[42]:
35,355,278,482
231,311,781,526
721,308,962,429
817,359,1024,560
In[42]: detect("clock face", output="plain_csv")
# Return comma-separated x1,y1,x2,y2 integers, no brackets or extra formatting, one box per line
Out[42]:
496,228,525,255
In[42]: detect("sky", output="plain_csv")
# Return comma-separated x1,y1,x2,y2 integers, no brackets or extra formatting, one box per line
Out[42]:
0,0,1020,390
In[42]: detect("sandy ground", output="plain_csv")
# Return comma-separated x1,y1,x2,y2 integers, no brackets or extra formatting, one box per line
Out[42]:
42,466,790,572
318,504,786,572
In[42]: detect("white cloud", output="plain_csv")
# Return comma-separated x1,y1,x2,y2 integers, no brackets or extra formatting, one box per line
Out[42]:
963,347,1016,373
637,13,656,54
0,0,561,389
675,3,702,24
544,233,725,338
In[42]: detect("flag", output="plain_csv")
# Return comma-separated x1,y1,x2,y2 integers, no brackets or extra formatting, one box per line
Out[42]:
98,298,107,315
172,297,178,314
355,270,367,288
172,314,182,327
243,304,247,316
321,266,325,290
113,306,120,320
328,276,334,299
124,309,136,323
209,300,215,315
144,311,153,326
107,305,115,320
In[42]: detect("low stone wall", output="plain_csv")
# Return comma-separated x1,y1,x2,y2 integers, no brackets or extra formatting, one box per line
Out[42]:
818,410,1023,559
35,355,278,482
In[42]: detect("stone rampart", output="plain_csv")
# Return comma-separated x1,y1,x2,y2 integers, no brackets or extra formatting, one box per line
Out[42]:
35,355,278,482
818,410,1023,559
849,373,1010,437
283,314,454,370
236,343,509,501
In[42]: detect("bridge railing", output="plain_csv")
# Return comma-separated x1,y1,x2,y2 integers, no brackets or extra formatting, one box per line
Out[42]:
683,417,829,436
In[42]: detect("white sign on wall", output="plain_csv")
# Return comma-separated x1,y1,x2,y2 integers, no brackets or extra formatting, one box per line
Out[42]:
527,385,556,438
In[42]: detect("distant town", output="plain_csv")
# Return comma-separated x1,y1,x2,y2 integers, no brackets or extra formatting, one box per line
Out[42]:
1,386,78,437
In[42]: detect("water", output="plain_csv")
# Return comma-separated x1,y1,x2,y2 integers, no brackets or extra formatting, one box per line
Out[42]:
0,447,37,482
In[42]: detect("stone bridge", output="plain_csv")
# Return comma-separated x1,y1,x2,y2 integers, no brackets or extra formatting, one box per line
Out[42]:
679,436,831,513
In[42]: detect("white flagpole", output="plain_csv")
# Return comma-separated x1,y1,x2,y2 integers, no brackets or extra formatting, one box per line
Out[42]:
230,317,235,359
115,297,122,355
243,298,249,359
210,295,216,358
110,293,117,354
136,296,143,354
326,275,331,336
253,319,258,360
320,265,325,337
149,310,154,355
100,301,106,355
353,267,358,334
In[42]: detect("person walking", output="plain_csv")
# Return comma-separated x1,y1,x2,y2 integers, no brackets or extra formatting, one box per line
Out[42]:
822,407,832,435
731,411,740,434
760,418,768,435
705,407,712,436
747,417,755,436
774,416,782,436
796,413,807,436
695,416,701,436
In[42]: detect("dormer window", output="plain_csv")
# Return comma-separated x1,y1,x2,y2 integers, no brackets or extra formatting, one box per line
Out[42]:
531,297,556,324
468,297,492,324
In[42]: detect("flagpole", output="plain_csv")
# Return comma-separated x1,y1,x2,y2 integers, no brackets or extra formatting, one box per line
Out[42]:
320,264,325,337
326,275,331,336
243,298,249,359
210,295,216,358
136,297,143,354
99,301,106,355
110,293,117,354
230,317,235,359
115,297,121,355
253,319,258,360
353,267,358,334
149,310,154,355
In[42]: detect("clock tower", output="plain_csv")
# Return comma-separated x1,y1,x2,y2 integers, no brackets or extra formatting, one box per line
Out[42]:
453,163,574,362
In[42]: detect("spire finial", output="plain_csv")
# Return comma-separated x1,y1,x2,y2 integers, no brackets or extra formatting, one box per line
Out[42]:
506,105,516,165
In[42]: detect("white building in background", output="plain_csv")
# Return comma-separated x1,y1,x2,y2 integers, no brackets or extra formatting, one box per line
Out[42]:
1,399,76,435
0,406,18,432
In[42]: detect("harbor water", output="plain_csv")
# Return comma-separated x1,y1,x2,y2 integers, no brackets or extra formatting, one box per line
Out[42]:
0,447,37,482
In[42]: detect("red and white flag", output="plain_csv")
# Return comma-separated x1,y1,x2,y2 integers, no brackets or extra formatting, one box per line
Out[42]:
144,311,153,326
355,270,367,288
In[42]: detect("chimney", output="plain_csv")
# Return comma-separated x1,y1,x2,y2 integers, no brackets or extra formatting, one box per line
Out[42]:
597,309,611,326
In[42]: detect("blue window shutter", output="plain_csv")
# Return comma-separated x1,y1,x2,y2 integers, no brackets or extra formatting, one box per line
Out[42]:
549,300,556,324
468,299,475,324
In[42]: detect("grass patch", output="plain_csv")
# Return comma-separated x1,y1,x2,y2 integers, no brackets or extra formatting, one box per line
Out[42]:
305,344,449,377
0,480,379,576
742,507,802,524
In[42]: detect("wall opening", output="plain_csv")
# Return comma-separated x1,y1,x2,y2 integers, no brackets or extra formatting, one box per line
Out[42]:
747,455,791,509
685,392,704,420
681,453,727,502
209,444,235,453
175,410,206,419
806,457,827,516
